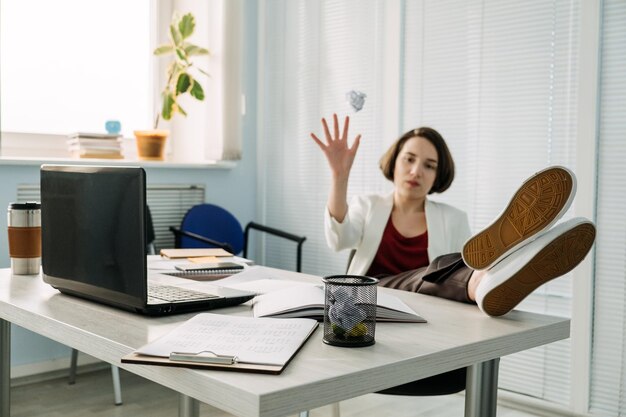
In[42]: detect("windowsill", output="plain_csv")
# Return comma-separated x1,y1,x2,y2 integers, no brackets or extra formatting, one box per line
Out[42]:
0,131,236,169
0,155,236,170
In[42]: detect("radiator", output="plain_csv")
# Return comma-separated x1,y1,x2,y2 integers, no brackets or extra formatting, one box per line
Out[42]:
16,184,205,252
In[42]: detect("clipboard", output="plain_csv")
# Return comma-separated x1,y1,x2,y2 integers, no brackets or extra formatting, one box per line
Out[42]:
121,313,319,375
122,352,287,374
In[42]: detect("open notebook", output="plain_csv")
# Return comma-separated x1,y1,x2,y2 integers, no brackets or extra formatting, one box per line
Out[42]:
252,285,426,323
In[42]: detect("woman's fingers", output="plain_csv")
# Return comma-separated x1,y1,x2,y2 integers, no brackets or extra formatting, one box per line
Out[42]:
342,116,350,141
351,134,362,153
316,114,355,149
322,117,332,144
310,133,326,150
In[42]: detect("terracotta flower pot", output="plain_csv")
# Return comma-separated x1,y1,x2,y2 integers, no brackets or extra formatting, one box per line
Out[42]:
134,130,169,161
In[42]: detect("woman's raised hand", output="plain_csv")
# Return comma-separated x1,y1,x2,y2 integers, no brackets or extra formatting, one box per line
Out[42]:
310,114,361,180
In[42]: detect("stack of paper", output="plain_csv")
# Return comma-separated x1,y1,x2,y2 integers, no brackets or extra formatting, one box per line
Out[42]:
67,132,123,159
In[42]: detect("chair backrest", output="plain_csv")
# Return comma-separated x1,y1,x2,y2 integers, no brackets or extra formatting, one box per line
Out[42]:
179,204,245,255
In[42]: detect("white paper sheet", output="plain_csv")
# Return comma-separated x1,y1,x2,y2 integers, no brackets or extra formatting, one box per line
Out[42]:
135,313,318,366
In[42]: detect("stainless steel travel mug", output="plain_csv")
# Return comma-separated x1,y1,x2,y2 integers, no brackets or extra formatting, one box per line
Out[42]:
7,202,42,275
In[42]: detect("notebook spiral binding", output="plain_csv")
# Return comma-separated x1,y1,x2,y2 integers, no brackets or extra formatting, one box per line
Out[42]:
169,268,243,276
172,262,245,275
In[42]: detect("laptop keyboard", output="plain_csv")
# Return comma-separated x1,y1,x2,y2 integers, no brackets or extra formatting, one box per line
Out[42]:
148,284,219,302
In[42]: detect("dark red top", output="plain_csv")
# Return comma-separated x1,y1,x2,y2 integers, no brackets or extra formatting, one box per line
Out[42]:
366,217,429,277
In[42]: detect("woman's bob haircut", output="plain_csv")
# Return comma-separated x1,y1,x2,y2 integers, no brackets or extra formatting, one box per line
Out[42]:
379,127,455,194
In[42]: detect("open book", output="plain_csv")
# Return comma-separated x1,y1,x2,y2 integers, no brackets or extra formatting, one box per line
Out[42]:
252,285,426,323
122,313,318,374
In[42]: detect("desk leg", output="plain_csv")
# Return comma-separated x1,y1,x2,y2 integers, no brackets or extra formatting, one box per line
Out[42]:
465,358,500,417
1,319,10,417
179,394,199,417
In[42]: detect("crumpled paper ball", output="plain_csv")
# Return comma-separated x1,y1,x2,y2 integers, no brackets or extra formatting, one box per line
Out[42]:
346,90,367,112
328,287,366,332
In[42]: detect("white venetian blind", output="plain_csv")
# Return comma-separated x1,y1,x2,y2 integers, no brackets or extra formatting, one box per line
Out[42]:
260,0,390,275
400,0,580,405
589,0,626,415
260,0,580,406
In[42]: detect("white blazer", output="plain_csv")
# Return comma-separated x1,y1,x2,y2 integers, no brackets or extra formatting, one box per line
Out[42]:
324,193,471,275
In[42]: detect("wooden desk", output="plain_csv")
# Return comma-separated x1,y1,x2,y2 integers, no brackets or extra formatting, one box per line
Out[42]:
0,267,569,417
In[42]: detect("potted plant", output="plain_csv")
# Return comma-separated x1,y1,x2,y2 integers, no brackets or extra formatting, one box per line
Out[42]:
134,12,210,160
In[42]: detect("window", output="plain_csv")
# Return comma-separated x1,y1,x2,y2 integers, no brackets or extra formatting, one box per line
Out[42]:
259,0,581,410
0,0,243,162
589,0,626,414
400,0,581,404
1,0,152,135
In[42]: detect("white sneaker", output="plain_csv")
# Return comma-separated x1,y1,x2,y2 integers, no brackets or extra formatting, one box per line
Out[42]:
475,217,595,317
463,166,576,270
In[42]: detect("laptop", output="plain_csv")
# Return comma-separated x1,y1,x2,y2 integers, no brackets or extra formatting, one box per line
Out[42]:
40,164,255,316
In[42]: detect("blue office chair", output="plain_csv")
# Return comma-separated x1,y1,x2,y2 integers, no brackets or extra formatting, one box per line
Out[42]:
170,203,307,272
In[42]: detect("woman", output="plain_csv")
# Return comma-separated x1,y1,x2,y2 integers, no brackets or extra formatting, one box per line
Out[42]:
310,114,595,314
310,113,595,396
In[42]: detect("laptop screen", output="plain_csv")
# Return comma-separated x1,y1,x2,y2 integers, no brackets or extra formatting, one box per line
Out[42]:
41,165,147,308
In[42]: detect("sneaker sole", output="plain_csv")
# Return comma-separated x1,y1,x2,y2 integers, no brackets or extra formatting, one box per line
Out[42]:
462,166,575,270
481,221,595,317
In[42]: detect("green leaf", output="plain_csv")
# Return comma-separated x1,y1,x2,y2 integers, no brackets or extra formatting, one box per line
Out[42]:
175,47,187,62
153,45,174,55
170,23,182,46
184,44,210,56
179,13,195,39
175,103,187,117
162,92,175,120
176,73,191,94
189,80,205,101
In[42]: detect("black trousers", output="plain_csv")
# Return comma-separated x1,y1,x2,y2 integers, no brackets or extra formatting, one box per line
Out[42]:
373,253,474,396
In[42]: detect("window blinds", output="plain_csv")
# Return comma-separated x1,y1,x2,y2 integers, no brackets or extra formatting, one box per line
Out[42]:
260,0,390,276
400,0,580,405
259,0,580,406
589,0,626,415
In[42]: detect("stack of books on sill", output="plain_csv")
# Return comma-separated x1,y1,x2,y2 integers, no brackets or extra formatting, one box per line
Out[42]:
67,132,124,159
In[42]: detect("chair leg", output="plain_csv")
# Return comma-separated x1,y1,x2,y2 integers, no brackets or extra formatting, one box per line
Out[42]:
68,349,79,385
69,349,123,405
111,365,123,405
